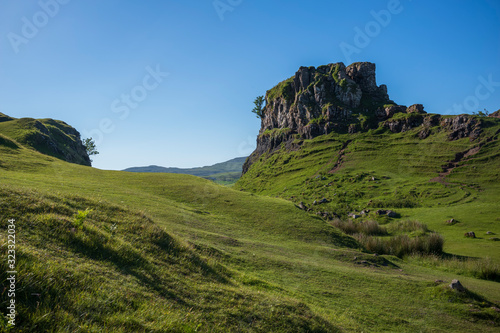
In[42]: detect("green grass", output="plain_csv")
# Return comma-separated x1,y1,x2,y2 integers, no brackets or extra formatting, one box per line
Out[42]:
236,119,500,262
1,119,500,331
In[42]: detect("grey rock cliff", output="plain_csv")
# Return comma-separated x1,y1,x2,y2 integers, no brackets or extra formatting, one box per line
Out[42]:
242,62,491,174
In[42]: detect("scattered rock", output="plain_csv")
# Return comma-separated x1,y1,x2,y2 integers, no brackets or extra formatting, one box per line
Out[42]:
464,231,476,238
489,237,500,241
434,279,444,284
298,202,307,210
445,218,457,225
318,198,329,204
386,210,398,218
375,209,398,218
486,231,494,235
449,279,465,292
313,200,318,205
491,306,500,313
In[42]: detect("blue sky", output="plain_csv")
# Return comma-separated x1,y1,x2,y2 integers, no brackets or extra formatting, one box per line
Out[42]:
1,0,499,170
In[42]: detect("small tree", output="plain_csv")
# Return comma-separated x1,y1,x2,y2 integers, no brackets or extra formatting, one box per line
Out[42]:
251,96,265,119
82,137,99,162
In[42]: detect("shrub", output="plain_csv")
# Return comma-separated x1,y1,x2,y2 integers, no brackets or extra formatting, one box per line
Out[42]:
354,233,444,258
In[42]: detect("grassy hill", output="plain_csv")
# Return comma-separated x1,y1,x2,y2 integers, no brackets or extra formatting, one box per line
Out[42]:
0,113,90,166
123,157,246,185
1,118,500,332
236,114,500,261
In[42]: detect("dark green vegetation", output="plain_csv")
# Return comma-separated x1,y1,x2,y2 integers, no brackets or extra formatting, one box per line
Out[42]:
123,157,246,185
1,113,499,332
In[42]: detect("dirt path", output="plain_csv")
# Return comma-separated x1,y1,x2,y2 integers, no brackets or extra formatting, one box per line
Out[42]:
429,146,481,184
328,140,352,174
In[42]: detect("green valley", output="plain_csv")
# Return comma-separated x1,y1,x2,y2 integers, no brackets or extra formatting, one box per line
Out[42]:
1,62,500,332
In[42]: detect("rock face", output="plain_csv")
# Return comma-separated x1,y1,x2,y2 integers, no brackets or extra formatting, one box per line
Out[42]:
441,115,481,141
242,62,495,174
244,62,425,173
258,62,389,140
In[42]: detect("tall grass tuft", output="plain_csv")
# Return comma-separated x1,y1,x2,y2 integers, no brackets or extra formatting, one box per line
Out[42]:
390,220,429,233
354,233,444,258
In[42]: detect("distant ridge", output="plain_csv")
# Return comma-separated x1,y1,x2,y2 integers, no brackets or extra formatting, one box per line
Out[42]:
123,157,247,184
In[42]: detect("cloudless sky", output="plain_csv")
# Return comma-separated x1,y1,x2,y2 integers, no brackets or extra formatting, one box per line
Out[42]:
1,0,499,170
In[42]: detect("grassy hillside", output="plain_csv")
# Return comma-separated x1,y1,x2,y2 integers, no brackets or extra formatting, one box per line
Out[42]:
1,123,500,331
0,114,90,166
236,115,500,262
123,157,246,185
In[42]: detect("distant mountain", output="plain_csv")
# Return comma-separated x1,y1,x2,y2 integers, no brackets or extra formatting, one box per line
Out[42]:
123,157,247,184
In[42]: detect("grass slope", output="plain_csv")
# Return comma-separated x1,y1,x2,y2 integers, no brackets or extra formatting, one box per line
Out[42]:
236,115,500,262
1,126,499,332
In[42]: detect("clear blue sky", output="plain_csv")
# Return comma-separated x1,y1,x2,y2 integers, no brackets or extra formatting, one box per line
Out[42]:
1,0,499,170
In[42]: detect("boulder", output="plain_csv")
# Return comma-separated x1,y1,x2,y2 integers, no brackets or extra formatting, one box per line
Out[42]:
464,231,476,238
449,279,465,292
318,198,329,204
386,210,398,218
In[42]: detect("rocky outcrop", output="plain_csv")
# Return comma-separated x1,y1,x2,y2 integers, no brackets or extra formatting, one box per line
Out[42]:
440,115,481,141
242,62,495,174
243,62,398,173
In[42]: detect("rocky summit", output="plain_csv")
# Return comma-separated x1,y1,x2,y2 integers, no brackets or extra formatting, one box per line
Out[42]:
243,62,496,173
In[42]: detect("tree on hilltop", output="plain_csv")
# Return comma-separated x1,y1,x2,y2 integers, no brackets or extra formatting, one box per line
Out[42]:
252,96,265,119
83,137,99,163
